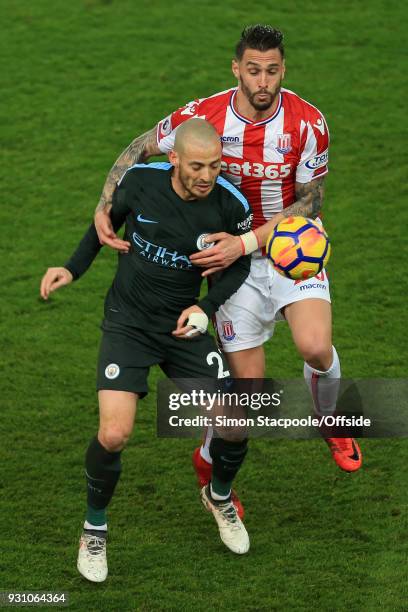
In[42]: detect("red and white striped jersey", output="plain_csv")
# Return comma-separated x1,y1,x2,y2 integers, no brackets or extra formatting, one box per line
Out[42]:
157,87,329,230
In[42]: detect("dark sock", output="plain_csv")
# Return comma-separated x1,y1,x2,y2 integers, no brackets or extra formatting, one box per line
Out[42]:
209,437,248,497
85,436,122,525
84,528,107,538
86,507,107,527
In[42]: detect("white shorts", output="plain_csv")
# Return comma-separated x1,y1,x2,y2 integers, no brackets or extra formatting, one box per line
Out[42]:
215,255,331,352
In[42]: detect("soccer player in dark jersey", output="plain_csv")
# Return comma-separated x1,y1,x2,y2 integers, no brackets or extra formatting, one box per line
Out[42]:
40,120,252,582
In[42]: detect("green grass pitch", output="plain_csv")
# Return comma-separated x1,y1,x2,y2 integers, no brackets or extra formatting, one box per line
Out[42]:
1,1,407,610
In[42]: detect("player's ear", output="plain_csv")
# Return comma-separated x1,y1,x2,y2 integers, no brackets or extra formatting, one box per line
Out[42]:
282,59,286,80
232,59,239,80
168,149,178,167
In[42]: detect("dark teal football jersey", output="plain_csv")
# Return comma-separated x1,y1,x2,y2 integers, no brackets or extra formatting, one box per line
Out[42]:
66,162,252,331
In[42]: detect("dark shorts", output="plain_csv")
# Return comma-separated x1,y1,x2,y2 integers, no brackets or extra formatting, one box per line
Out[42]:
96,320,230,398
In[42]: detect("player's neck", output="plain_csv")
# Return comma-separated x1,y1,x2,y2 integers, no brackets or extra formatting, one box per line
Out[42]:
171,173,196,201
234,90,280,123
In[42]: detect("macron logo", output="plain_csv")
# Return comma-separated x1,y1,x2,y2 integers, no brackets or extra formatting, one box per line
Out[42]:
137,214,158,224
221,136,240,143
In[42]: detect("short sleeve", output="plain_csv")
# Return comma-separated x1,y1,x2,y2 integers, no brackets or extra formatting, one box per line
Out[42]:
296,110,329,183
216,175,253,236
156,98,204,153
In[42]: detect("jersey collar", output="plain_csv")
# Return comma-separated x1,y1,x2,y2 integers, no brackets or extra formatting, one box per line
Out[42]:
229,89,282,126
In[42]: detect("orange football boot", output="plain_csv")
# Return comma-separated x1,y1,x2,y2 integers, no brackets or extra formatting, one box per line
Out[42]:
325,438,362,472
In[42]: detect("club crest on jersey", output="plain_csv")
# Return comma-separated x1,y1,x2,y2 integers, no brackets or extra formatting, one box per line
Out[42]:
276,133,292,154
105,363,120,380
222,320,236,341
196,233,215,250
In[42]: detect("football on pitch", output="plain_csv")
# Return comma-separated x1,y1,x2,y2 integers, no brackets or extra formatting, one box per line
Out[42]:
266,216,331,280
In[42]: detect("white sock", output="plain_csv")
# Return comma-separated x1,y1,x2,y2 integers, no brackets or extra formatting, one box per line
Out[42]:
200,427,213,464
304,345,341,416
84,520,107,532
210,482,231,501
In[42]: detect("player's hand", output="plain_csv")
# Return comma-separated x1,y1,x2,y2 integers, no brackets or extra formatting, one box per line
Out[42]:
189,232,242,277
95,207,130,252
40,267,73,300
172,305,207,339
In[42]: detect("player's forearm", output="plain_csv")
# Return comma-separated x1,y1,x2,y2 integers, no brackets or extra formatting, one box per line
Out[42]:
281,177,325,221
96,127,160,213
251,213,285,249
65,202,128,279
64,223,103,280
198,255,251,318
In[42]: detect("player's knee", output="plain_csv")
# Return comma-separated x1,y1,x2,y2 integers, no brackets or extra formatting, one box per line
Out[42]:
299,338,332,370
98,424,131,452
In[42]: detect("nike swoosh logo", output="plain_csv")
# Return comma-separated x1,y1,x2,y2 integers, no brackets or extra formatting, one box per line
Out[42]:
350,440,361,460
137,214,158,224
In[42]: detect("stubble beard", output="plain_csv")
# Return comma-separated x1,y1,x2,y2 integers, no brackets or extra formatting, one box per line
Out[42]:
179,169,213,201
240,77,282,112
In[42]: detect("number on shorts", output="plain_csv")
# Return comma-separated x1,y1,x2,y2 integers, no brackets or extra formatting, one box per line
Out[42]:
206,351,230,379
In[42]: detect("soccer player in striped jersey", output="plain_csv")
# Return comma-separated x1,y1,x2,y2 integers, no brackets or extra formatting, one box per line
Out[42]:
93,25,362,516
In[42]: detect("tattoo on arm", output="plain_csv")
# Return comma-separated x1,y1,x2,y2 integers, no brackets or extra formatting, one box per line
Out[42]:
282,177,325,219
96,126,160,213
